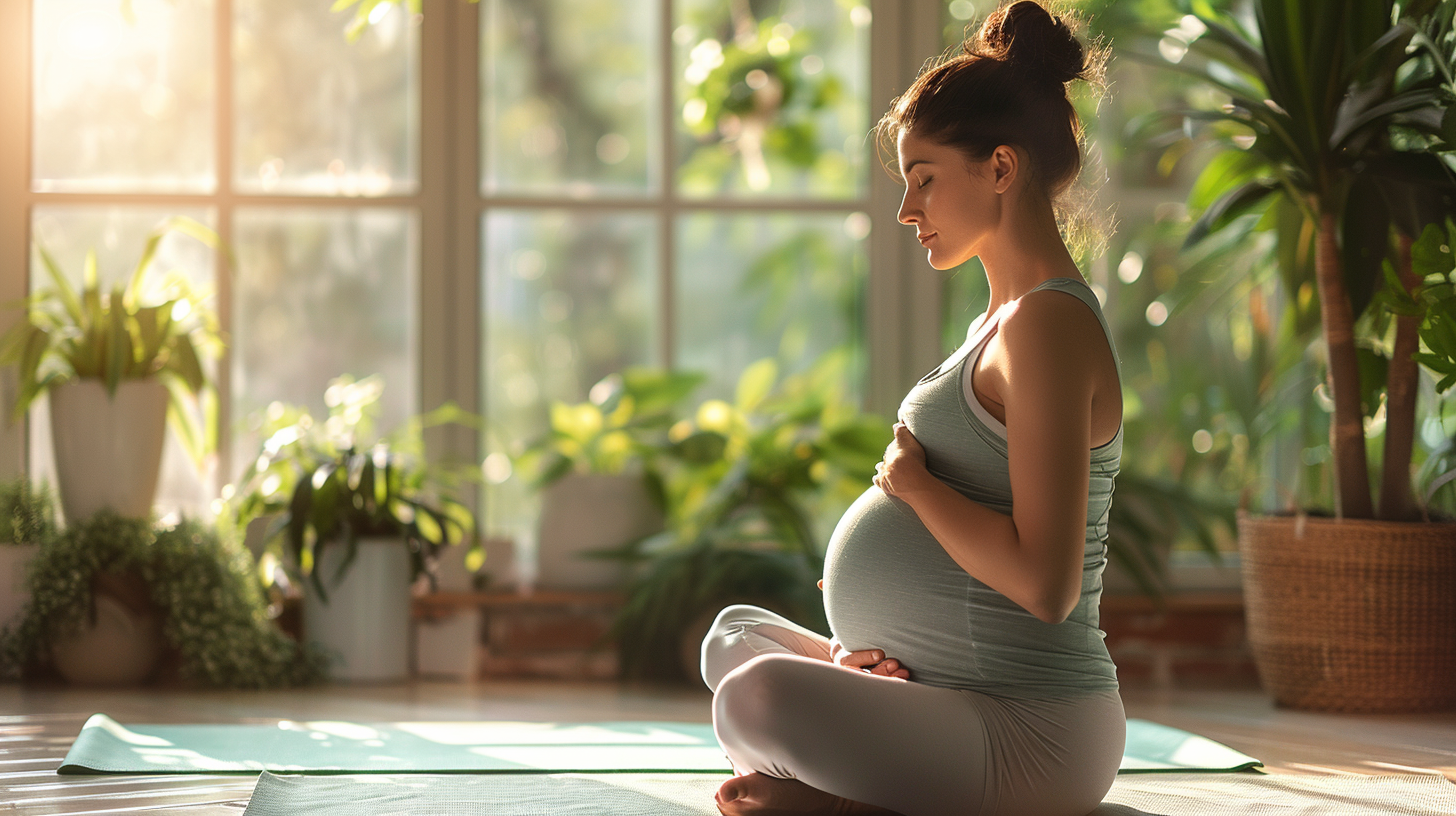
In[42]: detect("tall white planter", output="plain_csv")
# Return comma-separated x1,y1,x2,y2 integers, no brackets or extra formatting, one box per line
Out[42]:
0,544,37,632
304,538,412,682
537,473,663,591
49,379,168,523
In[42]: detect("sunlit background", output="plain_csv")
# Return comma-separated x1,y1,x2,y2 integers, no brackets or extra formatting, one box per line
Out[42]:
18,0,1456,590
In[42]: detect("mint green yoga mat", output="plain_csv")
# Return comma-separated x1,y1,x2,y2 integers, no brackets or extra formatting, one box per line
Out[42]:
58,714,1260,776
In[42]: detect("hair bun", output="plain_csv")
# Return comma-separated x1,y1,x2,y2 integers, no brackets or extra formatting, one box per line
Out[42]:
975,1,1085,85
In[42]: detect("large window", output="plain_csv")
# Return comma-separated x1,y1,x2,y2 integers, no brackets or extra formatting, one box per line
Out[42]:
11,0,911,541
478,0,872,532
22,0,419,520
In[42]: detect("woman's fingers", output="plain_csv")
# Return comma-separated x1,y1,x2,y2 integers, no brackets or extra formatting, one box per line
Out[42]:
834,648,885,669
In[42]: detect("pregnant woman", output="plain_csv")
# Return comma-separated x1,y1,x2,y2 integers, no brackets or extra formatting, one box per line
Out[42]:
699,3,1125,815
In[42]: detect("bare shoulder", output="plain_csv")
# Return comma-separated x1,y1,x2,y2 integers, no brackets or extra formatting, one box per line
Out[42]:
997,284,1108,368
997,284,1122,444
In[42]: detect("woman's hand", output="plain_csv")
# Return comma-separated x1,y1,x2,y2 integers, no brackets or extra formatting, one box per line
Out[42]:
828,635,911,680
873,422,930,499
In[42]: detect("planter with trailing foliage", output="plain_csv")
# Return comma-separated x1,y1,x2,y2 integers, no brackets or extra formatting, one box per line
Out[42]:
1158,0,1456,709
0,512,323,688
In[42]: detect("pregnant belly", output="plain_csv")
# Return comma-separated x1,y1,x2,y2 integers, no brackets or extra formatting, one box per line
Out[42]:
822,487,981,687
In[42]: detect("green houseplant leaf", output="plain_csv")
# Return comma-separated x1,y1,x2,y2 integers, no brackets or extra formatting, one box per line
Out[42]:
229,376,482,606
0,219,225,466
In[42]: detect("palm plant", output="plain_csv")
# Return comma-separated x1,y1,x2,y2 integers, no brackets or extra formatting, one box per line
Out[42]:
1149,0,1456,519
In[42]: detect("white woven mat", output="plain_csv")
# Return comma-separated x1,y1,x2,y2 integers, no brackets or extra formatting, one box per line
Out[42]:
244,770,1456,815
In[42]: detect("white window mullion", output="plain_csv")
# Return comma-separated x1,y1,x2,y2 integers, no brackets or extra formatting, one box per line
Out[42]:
214,0,236,493
419,0,457,465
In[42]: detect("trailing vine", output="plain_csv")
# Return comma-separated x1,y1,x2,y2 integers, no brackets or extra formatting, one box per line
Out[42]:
0,511,324,688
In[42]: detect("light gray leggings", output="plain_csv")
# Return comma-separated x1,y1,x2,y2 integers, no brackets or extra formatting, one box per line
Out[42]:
701,605,1126,816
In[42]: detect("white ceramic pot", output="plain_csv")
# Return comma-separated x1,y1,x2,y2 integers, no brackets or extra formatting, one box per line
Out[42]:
49,379,169,523
304,538,412,682
537,473,663,591
0,543,37,632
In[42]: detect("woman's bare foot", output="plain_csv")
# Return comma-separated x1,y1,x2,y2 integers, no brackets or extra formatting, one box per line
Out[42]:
715,772,905,816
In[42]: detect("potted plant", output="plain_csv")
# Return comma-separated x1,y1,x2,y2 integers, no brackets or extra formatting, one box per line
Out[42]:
508,369,705,592
585,355,889,682
0,479,58,635
0,511,323,688
1153,0,1456,710
0,216,221,523
230,374,480,682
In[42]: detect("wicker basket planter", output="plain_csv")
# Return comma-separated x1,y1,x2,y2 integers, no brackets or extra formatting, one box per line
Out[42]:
1238,512,1456,712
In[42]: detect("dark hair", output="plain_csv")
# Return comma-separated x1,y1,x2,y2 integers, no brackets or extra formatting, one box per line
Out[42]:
878,1,1089,199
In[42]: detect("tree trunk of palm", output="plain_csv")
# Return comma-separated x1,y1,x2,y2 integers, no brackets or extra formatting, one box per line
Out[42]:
1315,210,1373,519
1379,233,1422,521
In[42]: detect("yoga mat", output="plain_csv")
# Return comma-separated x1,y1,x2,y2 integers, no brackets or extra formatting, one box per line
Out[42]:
241,771,1456,816
59,716,732,775
59,714,1259,776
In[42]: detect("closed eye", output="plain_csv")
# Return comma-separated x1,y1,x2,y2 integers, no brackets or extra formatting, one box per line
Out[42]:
916,175,931,189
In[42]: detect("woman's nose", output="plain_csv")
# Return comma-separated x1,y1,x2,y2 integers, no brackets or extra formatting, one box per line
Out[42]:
897,190,917,225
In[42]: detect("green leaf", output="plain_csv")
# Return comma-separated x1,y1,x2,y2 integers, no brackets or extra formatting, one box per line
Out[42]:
1184,179,1279,248
162,375,206,466
734,358,777,412
9,326,51,421
622,368,705,415
133,305,165,369
1341,177,1392,319
165,332,206,393
82,250,98,293
414,507,444,545
285,478,315,583
1194,16,1269,79
35,245,84,328
105,285,129,395
1331,88,1446,151
1411,222,1455,280
1356,346,1389,418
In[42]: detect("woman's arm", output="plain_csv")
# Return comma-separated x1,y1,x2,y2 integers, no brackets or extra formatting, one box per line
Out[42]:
875,291,1104,624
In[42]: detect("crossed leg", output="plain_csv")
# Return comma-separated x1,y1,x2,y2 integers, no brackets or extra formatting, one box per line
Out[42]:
701,605,992,816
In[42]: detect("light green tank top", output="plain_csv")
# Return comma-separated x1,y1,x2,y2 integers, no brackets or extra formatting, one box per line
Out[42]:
822,276,1121,696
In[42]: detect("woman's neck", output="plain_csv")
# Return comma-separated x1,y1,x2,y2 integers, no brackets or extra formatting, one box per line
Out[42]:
979,193,1080,315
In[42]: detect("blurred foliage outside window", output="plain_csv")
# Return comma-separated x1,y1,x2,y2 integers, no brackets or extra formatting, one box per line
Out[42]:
478,0,873,547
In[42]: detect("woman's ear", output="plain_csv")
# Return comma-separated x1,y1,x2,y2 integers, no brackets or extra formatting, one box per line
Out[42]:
990,145,1019,193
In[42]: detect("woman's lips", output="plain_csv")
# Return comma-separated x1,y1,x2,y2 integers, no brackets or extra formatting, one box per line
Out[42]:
917,232,935,246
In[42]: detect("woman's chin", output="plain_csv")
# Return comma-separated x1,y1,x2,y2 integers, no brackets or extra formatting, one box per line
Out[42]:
926,252,966,271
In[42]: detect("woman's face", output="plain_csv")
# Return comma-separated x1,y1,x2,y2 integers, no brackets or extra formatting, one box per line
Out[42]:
895,129,1004,270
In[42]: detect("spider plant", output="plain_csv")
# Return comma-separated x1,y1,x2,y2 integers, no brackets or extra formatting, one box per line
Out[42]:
0,217,222,464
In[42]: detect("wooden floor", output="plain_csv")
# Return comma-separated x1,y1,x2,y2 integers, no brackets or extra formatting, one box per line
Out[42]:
1,680,1453,814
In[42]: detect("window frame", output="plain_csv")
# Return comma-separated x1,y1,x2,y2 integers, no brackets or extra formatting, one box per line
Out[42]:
0,0,948,505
